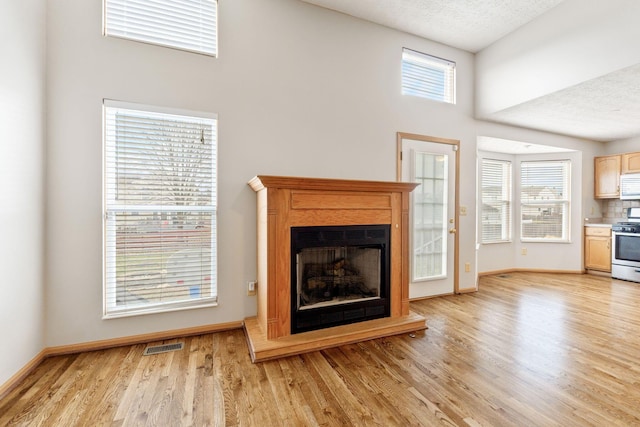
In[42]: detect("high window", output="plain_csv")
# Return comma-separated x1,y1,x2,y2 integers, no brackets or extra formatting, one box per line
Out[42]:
481,159,512,243
401,48,456,104
103,100,217,317
103,0,218,56
520,160,570,242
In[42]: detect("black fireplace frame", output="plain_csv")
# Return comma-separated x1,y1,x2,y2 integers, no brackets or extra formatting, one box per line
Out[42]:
290,224,391,334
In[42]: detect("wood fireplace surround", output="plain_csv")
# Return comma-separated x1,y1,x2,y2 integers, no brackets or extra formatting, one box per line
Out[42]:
245,175,427,362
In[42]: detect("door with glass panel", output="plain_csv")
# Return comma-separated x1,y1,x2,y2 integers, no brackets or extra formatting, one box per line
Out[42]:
398,134,458,298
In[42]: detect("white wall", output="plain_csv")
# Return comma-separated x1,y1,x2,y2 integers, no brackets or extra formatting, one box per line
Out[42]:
477,150,584,273
475,122,604,274
476,0,640,118
606,135,640,155
0,1,46,386
44,0,480,347
476,121,607,273
42,0,604,349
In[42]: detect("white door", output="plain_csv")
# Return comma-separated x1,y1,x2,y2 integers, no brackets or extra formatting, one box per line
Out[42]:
401,137,458,298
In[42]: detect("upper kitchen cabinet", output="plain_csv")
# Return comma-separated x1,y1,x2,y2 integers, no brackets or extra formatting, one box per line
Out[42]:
594,155,620,199
622,152,640,174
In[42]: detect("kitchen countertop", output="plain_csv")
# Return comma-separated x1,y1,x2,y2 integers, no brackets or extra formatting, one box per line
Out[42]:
584,223,613,228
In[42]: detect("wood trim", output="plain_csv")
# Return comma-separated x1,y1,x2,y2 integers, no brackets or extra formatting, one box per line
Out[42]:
478,268,584,277
409,292,455,302
0,349,48,400
396,133,403,182
395,132,462,293
249,175,418,194
453,141,461,293
244,313,427,362
43,321,243,357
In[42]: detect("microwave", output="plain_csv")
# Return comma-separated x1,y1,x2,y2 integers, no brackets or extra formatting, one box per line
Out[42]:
620,173,640,200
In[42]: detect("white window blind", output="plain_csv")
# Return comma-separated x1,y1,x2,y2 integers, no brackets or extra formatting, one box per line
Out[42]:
104,0,218,56
481,159,512,243
402,48,456,104
104,100,217,318
520,160,570,242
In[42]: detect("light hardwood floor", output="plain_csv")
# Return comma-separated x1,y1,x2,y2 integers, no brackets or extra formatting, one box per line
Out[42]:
3,272,640,426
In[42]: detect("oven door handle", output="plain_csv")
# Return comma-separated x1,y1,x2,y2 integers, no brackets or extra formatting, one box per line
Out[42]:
613,231,639,237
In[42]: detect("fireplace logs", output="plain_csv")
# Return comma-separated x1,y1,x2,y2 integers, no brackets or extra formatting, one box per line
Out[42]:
301,258,378,306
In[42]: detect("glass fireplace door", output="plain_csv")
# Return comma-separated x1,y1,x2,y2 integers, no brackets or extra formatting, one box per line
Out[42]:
290,225,390,334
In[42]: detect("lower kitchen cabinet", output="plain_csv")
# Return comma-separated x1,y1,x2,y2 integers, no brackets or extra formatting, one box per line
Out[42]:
584,226,611,273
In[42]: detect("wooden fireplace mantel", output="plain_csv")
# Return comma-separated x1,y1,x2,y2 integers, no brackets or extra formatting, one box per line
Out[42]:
245,175,426,362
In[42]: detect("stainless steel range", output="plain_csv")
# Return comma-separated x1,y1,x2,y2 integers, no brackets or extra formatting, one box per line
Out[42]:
612,207,640,282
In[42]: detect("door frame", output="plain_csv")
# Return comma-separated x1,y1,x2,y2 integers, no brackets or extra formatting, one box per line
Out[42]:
396,132,460,294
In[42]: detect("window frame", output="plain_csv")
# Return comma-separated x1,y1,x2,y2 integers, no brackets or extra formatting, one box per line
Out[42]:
481,158,512,244
519,159,571,243
103,99,218,318
103,0,218,57
401,47,456,104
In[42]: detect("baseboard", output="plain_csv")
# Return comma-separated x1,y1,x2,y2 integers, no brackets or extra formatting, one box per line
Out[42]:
0,321,243,400
585,269,611,277
43,321,243,357
409,292,454,302
478,268,583,277
0,349,48,401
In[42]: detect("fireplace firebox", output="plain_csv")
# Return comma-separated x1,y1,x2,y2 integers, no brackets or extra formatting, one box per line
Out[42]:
291,225,390,333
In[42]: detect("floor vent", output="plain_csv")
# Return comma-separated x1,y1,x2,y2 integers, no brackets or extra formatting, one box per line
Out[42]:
143,342,184,356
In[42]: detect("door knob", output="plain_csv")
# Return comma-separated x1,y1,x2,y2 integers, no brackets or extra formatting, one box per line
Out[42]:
449,228,457,234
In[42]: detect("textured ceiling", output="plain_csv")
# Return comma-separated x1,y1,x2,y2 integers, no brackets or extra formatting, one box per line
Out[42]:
299,0,564,53
477,137,575,155
490,64,640,142
299,0,640,143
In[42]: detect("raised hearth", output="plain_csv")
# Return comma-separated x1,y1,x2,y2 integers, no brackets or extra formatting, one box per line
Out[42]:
245,175,426,362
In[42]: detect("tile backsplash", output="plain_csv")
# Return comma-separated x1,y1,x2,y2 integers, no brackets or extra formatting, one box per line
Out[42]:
602,199,640,222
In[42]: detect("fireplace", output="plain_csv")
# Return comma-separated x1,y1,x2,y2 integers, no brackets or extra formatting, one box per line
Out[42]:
245,175,426,362
291,225,390,333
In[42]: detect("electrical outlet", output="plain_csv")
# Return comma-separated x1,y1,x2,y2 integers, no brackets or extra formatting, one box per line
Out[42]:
521,248,527,255
247,281,257,296
464,262,470,272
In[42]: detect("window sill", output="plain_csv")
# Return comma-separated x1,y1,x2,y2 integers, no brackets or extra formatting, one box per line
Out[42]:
103,297,218,320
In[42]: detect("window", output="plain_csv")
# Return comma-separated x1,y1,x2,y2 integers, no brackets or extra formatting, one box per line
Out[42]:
412,151,448,280
481,159,512,243
520,160,570,242
104,100,217,317
402,48,456,104
104,0,218,56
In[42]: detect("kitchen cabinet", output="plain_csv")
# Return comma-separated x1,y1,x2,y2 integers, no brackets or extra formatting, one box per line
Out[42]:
584,226,611,272
621,152,640,174
594,155,620,199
